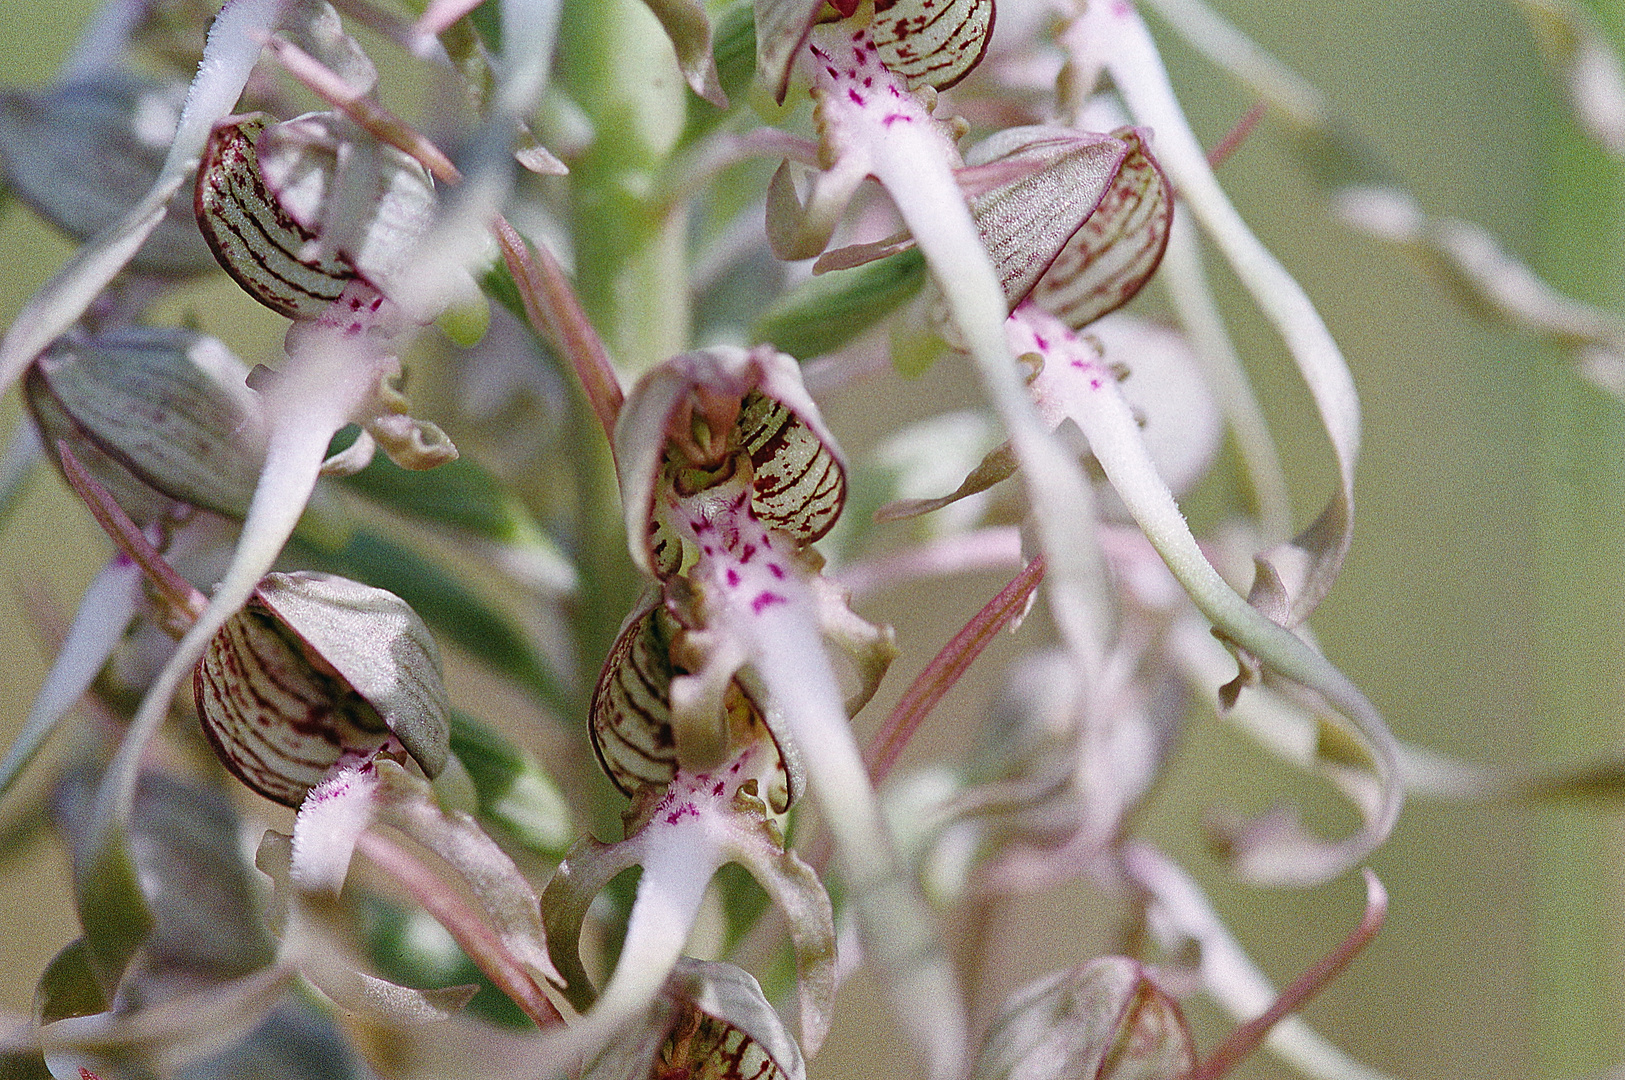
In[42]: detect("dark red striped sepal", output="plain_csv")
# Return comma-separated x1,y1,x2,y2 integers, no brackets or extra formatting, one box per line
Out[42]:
590,602,795,812
615,347,848,581
194,113,357,320
194,572,449,806
871,0,995,91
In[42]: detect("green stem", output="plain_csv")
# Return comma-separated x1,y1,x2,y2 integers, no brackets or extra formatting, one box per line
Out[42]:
557,0,692,374
1533,6,1625,1060
554,0,696,831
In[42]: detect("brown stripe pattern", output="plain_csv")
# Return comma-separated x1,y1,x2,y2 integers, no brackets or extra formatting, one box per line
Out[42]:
194,603,390,806
589,605,681,797
1030,130,1172,330
737,391,845,544
659,1004,790,1080
870,0,995,92
194,113,357,320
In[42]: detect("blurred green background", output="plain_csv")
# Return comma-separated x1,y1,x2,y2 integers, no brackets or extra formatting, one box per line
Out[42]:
0,2,1618,1079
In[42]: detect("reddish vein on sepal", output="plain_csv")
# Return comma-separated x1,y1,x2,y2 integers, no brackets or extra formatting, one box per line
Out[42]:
357,830,566,1029
56,440,205,630
1193,868,1388,1080
494,216,624,446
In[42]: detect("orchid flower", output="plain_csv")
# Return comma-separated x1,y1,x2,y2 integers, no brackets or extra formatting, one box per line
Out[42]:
2,0,1582,1076
755,0,1115,680
592,343,964,1075
539,741,834,1070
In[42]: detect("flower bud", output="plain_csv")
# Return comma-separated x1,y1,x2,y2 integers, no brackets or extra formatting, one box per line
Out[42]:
0,74,217,275
972,958,1194,1080
194,110,435,319
965,126,1172,329
25,327,265,524
194,571,449,806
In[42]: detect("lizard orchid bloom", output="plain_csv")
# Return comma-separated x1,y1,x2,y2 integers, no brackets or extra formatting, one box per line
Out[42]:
540,741,835,1070
1,0,1565,1074
599,344,965,1075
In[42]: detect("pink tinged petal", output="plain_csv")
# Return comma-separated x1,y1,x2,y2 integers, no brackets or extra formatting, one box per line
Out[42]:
896,124,1173,326
254,111,437,288
591,602,683,797
592,600,799,812
195,570,450,807
195,599,392,807
196,111,437,323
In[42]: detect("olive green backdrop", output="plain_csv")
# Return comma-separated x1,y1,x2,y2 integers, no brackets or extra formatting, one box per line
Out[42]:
0,3,1612,1079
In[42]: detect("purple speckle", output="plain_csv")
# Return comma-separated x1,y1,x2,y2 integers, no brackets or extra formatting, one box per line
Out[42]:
751,591,788,614
726,568,741,587
665,802,700,825
1034,334,1050,350
740,543,756,563
1090,378,1103,390
712,781,725,795
768,563,786,580
848,88,866,106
